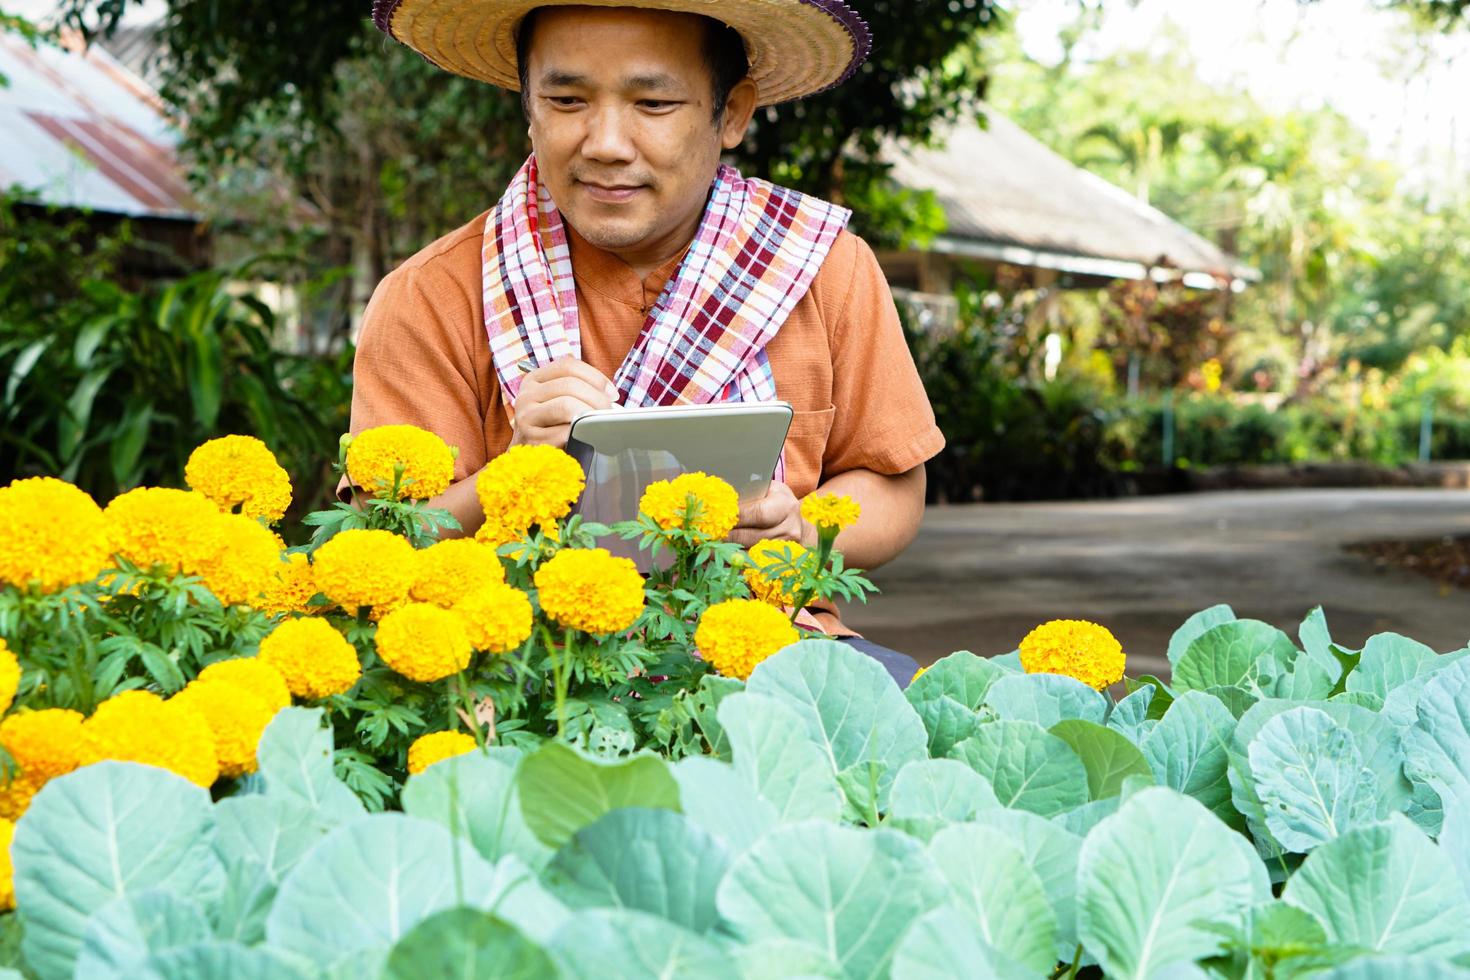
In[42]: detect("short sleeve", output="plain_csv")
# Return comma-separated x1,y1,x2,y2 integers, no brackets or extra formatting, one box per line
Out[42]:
821,234,946,478
347,261,491,486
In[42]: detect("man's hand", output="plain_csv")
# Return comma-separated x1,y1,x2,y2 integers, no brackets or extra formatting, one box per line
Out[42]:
510,357,619,448
729,482,816,550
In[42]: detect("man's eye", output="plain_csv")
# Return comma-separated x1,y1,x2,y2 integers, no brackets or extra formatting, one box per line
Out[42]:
547,96,582,108
639,100,675,110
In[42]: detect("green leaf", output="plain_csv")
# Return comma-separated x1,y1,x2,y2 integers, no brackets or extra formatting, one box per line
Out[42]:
12,763,224,980
548,908,740,980
265,813,516,965
1168,604,1237,665
948,720,1088,816
1049,719,1153,801
1283,816,1470,959
517,741,679,850
383,909,555,980
717,822,946,980
185,321,224,429
1174,620,1298,696
904,650,1007,709
926,824,1057,973
747,639,928,809
1298,607,1335,675
1127,674,1176,721
74,891,212,980
970,809,1083,960
1142,690,1237,822
718,692,843,823
1315,958,1470,979
401,750,551,869
671,756,777,854
109,403,153,489
544,808,730,934
908,693,985,758
890,906,1036,980
1348,633,1441,699
984,673,1109,727
58,367,113,461
1403,658,1470,809
213,795,329,884
5,337,53,405
1077,787,1269,979
255,707,365,823
735,939,843,979
133,942,314,980
888,758,999,822
1247,707,1378,852
1107,685,1156,744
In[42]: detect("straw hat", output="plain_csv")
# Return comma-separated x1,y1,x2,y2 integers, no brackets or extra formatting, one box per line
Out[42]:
371,0,872,106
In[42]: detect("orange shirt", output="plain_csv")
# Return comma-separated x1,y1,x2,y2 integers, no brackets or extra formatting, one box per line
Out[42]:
349,211,944,498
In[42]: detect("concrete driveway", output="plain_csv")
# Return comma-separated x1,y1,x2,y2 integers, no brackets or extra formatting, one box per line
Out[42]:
843,489,1470,677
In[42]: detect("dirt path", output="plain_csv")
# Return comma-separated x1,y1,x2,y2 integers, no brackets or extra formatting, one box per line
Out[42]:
843,489,1470,676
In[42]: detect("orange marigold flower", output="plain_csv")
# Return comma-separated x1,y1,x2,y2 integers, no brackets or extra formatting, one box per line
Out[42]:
184,435,293,523
454,581,534,654
311,529,417,612
0,477,112,592
170,679,274,779
533,548,645,636
0,708,84,820
346,425,455,500
407,730,477,775
196,657,291,714
475,445,585,546
411,538,505,608
694,599,799,682
78,691,219,788
1018,619,1126,691
638,472,739,539
257,618,361,700
800,492,861,533
376,603,472,683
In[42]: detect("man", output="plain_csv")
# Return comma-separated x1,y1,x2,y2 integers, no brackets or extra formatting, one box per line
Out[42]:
357,0,944,681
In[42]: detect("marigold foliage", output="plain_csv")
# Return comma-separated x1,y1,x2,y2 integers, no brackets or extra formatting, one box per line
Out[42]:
184,435,293,522
407,730,477,775
743,539,811,606
376,603,473,683
694,599,799,681
0,708,84,820
196,657,291,714
258,618,361,700
0,477,113,592
195,513,282,606
77,691,220,788
533,548,645,635
454,581,534,653
311,529,417,611
0,639,18,715
639,472,740,539
261,552,319,616
475,445,585,546
800,492,861,532
171,679,274,779
346,424,455,500
1018,619,1127,691
0,818,13,911
104,487,224,576
411,539,504,608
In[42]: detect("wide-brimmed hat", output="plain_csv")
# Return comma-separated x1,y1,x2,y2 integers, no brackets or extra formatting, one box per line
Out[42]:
371,0,872,106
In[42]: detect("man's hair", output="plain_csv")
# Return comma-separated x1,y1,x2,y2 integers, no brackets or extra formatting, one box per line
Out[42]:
515,7,750,124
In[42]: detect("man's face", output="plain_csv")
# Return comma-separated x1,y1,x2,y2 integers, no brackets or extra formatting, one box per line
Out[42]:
523,6,755,266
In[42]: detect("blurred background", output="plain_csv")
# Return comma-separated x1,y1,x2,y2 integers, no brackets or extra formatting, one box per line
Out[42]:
2,0,1468,659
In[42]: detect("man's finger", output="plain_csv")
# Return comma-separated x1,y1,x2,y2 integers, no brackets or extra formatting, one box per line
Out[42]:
518,394,601,429
530,357,619,400
523,376,615,412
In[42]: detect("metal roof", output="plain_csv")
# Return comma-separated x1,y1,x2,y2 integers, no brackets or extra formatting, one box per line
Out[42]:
0,30,195,220
886,105,1254,286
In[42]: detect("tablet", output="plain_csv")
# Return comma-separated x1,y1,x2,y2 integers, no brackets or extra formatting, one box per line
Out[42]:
566,400,793,536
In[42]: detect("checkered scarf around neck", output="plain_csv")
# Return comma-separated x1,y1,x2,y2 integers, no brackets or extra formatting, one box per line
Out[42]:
482,155,851,478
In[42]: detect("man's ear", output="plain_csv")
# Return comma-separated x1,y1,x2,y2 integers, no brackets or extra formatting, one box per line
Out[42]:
719,77,759,150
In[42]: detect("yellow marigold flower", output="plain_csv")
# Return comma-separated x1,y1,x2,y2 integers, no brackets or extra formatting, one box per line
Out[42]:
911,666,928,682
346,425,455,500
170,679,273,779
407,730,477,775
694,599,799,682
195,513,281,607
0,818,13,911
533,548,644,635
1018,619,1126,691
0,708,84,821
475,445,585,546
311,529,417,612
376,603,472,683
78,691,219,788
197,657,291,714
411,539,504,608
800,492,861,533
184,435,293,523
258,618,361,700
743,539,811,606
0,477,112,592
639,472,740,539
261,552,320,616
453,581,533,653
105,487,223,577
0,639,18,716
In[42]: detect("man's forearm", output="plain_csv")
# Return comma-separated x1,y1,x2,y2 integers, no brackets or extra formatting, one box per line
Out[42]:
815,464,927,571
425,470,486,540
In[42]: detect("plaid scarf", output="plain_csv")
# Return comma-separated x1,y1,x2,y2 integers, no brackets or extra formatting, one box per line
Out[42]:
482,155,851,420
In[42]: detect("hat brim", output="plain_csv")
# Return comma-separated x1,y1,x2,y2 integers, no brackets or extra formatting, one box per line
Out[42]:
372,0,871,106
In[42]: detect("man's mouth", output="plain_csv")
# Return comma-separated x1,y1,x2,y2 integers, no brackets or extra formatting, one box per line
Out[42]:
579,181,645,204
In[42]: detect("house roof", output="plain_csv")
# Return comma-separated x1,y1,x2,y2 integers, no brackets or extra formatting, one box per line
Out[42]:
0,30,195,220
886,106,1253,287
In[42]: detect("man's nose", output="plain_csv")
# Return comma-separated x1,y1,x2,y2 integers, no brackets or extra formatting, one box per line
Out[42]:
580,106,637,163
